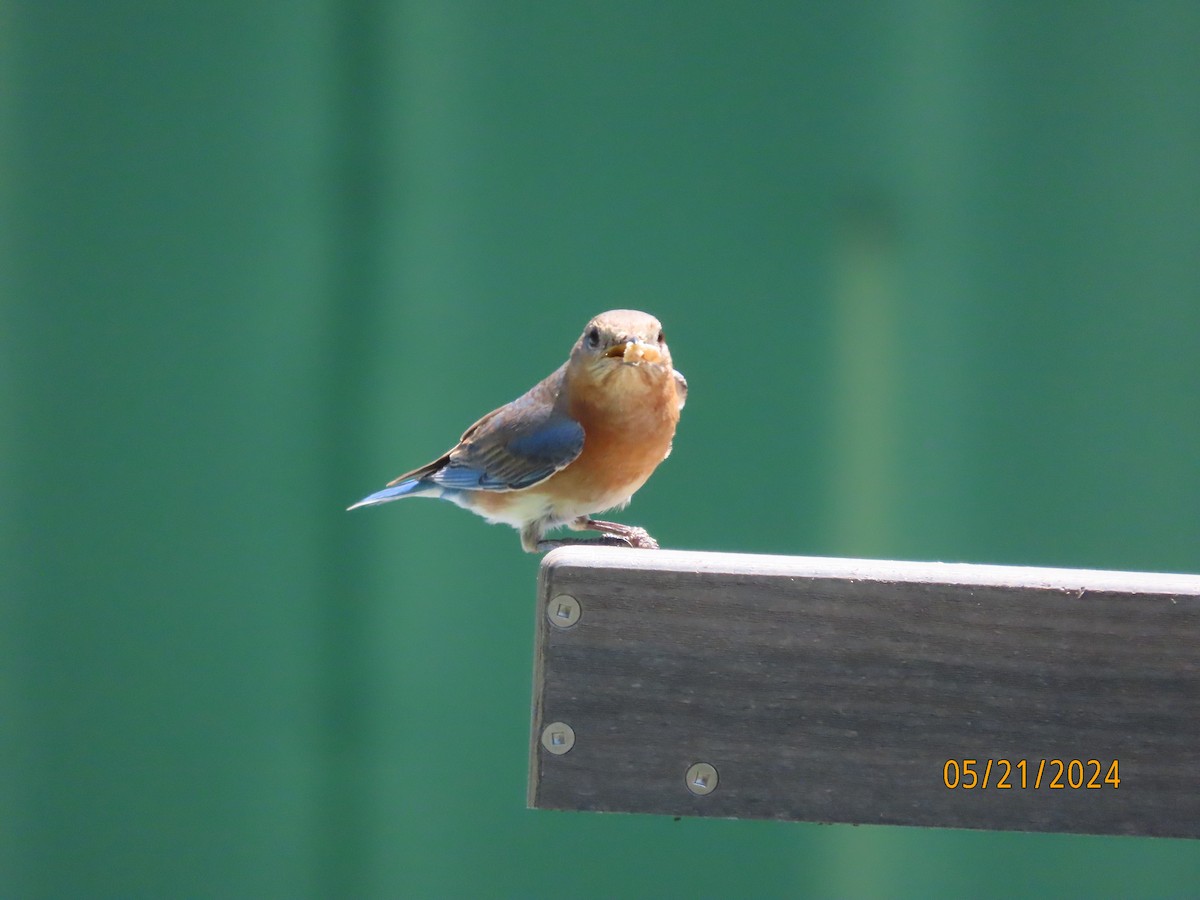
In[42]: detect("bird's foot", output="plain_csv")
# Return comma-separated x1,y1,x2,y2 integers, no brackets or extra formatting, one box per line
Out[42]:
573,518,661,550
609,526,660,550
534,518,661,552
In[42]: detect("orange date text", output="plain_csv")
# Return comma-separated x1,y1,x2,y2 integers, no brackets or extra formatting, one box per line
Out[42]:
942,758,1120,790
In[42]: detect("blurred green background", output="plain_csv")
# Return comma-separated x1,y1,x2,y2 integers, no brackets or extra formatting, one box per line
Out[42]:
4,1,1199,897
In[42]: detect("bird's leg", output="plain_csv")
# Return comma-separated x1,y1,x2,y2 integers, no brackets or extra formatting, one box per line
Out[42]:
572,517,660,550
526,519,633,553
530,518,661,552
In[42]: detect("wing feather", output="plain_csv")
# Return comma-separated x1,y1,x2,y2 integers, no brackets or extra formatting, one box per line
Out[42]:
387,365,583,493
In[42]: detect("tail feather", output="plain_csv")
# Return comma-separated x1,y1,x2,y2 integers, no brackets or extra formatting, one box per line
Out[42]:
347,478,441,510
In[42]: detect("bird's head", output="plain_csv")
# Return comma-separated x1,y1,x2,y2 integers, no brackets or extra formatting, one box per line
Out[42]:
569,309,673,382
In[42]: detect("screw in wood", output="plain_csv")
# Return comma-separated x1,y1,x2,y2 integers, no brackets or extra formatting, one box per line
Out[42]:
685,762,719,795
540,722,576,755
547,593,582,629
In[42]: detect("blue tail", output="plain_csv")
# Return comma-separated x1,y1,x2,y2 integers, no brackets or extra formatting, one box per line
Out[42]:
347,478,441,510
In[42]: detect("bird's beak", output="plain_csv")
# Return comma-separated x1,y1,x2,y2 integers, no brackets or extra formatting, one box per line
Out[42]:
603,342,630,359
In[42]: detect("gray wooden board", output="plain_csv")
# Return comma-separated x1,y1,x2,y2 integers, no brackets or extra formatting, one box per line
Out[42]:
529,547,1200,838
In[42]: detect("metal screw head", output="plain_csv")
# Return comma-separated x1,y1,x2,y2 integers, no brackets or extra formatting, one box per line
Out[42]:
685,762,719,795
540,722,576,755
547,593,581,629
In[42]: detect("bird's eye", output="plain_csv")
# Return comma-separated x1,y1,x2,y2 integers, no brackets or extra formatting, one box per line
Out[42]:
657,330,665,344
586,326,601,348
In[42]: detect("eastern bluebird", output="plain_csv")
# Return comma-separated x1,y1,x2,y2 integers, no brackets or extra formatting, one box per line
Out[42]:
349,309,686,552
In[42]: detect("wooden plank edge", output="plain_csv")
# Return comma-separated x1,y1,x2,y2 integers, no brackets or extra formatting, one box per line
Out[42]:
540,546,1200,596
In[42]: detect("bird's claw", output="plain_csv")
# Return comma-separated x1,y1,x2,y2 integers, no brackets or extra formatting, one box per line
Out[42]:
535,527,660,552
578,518,661,550
615,526,659,550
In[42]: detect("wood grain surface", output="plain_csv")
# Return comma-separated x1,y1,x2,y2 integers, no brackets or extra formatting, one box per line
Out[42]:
529,548,1200,837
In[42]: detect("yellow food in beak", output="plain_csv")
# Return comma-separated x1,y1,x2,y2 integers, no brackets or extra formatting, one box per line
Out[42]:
604,341,662,364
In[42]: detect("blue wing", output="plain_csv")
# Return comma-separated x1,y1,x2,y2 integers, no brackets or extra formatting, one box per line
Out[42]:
432,415,584,490
348,366,583,508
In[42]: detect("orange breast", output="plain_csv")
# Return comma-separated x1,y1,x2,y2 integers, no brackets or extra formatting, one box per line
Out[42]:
532,366,680,510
